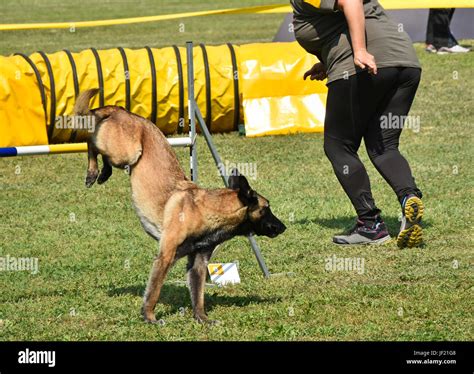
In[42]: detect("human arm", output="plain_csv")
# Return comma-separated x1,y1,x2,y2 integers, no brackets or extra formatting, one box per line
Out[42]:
337,0,377,74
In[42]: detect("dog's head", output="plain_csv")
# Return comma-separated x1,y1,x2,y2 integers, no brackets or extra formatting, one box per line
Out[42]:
228,170,286,238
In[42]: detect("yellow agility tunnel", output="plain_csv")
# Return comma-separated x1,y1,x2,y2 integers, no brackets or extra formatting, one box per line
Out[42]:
0,42,326,147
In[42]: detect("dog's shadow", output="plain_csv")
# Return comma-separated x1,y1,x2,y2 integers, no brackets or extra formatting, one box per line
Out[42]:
107,283,279,313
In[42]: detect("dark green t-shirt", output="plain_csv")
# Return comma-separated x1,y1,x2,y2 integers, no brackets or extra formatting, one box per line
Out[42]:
291,0,421,83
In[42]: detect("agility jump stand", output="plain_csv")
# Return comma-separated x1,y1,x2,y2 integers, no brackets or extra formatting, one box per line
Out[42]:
184,41,274,278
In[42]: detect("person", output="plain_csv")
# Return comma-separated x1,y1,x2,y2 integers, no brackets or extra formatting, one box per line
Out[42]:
291,0,424,248
426,8,470,54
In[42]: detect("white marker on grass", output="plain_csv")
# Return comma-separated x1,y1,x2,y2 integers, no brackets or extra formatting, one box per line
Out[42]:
207,263,240,286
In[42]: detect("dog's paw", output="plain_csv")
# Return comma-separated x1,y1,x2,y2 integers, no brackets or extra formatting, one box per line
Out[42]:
97,168,112,185
85,170,98,188
143,313,157,324
193,313,207,324
206,319,221,326
194,314,220,325
141,306,158,324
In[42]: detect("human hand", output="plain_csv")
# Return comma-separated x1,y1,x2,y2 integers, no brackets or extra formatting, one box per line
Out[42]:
303,62,328,81
354,49,377,75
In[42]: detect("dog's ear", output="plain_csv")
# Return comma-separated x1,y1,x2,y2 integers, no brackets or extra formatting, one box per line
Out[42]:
228,167,240,178
227,168,241,189
228,173,258,207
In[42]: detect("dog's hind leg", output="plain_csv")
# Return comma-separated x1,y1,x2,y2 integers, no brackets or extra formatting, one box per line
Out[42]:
187,248,214,324
85,140,99,188
142,234,179,323
97,155,112,184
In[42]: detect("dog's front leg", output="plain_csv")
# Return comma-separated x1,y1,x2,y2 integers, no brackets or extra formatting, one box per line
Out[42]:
187,249,214,324
97,155,112,184
142,234,178,323
85,140,99,188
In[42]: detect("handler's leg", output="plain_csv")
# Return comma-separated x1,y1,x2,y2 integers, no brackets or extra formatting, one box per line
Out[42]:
324,77,380,221
365,68,422,205
324,75,390,245
365,67,424,248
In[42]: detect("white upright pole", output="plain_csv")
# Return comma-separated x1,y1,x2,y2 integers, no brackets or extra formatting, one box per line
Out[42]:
186,41,198,182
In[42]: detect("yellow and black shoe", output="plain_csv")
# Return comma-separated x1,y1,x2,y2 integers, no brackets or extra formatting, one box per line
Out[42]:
397,195,424,248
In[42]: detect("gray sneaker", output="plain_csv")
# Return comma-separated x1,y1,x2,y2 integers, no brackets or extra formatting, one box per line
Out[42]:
333,217,391,245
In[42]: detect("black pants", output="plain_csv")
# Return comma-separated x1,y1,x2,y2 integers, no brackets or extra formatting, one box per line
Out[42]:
324,67,422,221
426,8,457,49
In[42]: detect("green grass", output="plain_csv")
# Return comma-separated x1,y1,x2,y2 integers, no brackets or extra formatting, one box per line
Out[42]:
1,1,473,341
0,0,285,55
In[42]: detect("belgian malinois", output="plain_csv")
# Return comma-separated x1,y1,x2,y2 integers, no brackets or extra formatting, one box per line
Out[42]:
74,89,286,323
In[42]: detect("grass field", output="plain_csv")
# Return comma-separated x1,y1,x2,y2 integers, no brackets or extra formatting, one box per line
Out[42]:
0,1,473,341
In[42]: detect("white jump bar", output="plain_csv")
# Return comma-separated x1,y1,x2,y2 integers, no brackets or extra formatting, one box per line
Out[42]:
0,137,193,157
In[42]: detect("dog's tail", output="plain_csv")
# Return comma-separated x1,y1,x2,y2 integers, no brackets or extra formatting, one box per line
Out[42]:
74,88,99,116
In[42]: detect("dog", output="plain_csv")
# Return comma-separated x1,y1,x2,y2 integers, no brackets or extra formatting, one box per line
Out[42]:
74,89,286,323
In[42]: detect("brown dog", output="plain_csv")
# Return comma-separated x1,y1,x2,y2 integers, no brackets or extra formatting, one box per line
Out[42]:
74,89,286,323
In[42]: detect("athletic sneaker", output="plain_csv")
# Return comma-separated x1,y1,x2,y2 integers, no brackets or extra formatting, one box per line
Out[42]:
333,216,391,245
425,44,437,53
438,45,471,54
397,195,424,248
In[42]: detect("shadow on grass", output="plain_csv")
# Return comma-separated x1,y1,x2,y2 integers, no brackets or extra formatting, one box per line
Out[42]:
108,283,280,312
295,215,432,235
